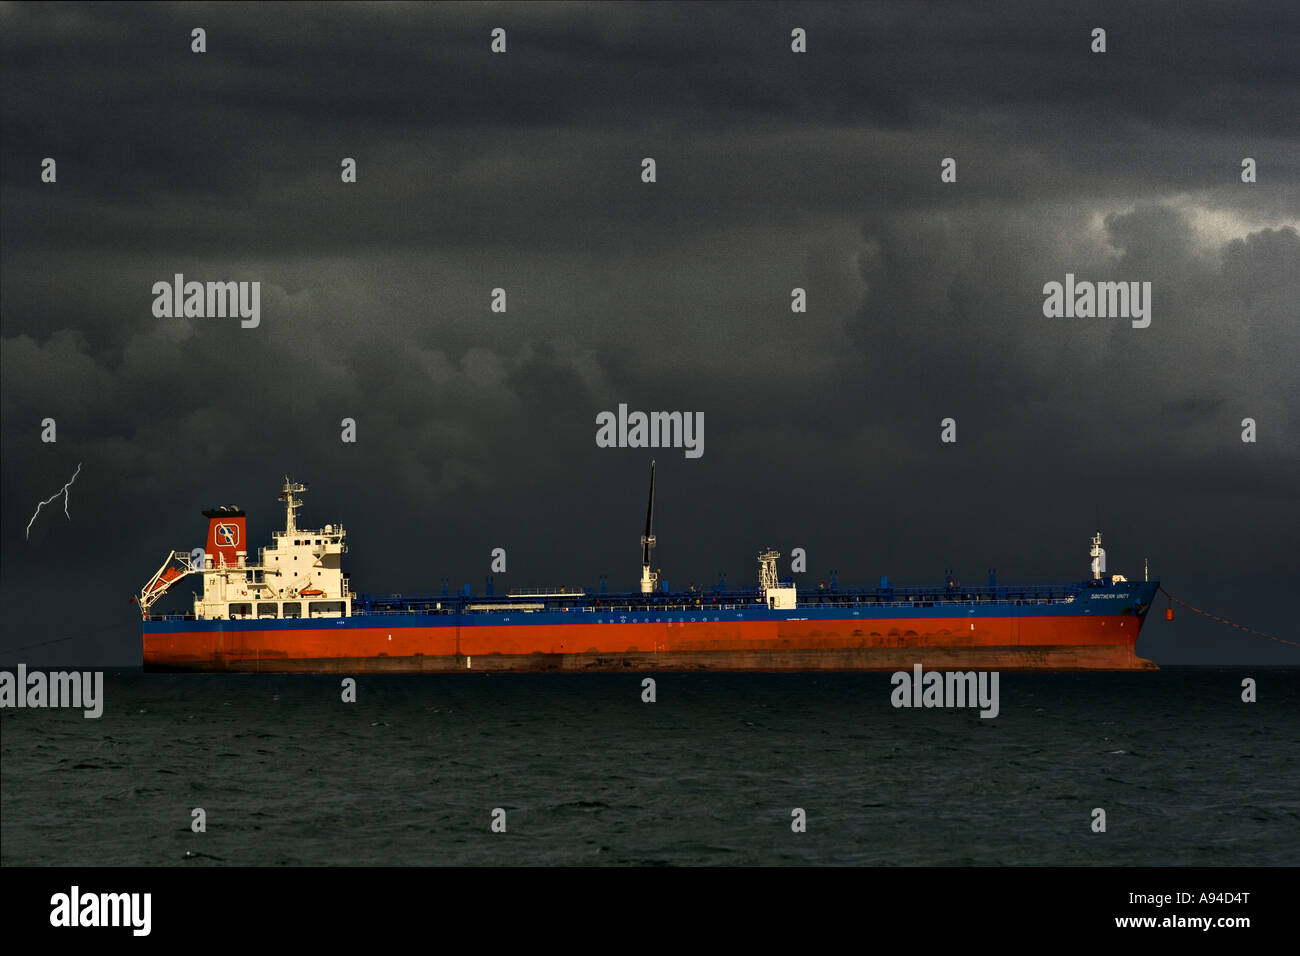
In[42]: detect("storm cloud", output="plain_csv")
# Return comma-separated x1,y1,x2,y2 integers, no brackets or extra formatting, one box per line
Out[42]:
2,1,1297,664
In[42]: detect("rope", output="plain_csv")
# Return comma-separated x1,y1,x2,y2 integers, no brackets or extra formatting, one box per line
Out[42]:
1159,587,1300,650
0,635,74,654
0,620,136,656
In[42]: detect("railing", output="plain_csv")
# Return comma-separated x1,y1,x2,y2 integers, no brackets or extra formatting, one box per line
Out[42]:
506,587,588,597
144,583,1101,623
351,584,1088,613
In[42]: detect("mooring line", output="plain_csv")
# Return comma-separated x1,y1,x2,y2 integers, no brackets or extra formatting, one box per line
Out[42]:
1159,587,1300,650
0,621,136,656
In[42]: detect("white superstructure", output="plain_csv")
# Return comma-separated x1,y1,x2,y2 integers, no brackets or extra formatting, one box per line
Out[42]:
138,478,353,620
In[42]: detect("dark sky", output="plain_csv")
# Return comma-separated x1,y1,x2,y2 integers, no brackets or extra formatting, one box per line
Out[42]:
2,1,1297,666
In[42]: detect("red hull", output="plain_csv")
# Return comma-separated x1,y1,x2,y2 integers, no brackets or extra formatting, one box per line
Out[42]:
143,615,1156,672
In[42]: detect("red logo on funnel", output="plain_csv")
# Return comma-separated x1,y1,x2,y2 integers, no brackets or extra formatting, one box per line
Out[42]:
215,523,239,547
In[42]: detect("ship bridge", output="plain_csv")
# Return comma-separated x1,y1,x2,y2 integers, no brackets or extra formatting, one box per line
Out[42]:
137,478,354,621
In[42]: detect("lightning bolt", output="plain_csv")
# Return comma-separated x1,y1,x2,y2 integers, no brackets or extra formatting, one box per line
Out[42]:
26,462,82,540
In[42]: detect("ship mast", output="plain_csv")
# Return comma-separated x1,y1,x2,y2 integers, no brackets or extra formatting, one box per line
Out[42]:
757,549,798,609
1090,530,1106,581
640,461,659,594
280,477,306,534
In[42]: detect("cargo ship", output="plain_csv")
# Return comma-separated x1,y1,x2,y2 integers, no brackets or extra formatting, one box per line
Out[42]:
138,471,1159,672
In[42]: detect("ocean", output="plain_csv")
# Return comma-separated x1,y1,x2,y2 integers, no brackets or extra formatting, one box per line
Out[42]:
2,668,1296,866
